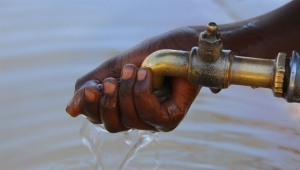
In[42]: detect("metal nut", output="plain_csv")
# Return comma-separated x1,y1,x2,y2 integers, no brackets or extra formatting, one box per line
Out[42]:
198,22,223,62
273,52,286,97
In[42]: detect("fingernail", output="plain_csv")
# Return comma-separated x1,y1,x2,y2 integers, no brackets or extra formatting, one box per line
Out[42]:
122,65,134,80
84,88,96,101
66,104,79,117
103,80,117,94
137,68,147,81
66,106,73,115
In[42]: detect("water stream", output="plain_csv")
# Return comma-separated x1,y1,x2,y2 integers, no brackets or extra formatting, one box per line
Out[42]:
2,0,300,169
80,123,160,169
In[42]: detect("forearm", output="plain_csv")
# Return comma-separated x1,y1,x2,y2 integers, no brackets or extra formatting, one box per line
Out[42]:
76,1,300,89
190,0,300,59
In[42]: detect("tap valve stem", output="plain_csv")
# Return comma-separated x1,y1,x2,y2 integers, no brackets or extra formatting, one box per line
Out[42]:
142,22,300,103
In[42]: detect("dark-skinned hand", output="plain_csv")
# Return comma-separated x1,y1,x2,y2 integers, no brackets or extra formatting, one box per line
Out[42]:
66,0,300,133
66,27,201,132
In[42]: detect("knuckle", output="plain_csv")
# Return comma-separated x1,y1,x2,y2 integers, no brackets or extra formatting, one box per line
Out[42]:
121,116,133,128
119,89,130,99
119,81,133,98
82,106,102,124
88,118,101,124
75,77,84,91
105,125,119,133
169,110,184,123
104,124,127,133
106,57,122,78
133,86,150,97
160,126,176,132
138,112,155,122
100,95,117,109
133,88,141,96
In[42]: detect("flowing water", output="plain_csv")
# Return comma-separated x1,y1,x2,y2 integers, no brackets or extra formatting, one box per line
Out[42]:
1,0,300,169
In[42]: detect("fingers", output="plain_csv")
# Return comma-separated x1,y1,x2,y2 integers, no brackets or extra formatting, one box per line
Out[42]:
66,90,83,117
66,66,157,132
118,64,156,130
81,86,102,123
100,78,129,133
134,68,201,132
169,77,201,111
133,68,166,130
66,80,102,123
67,65,199,133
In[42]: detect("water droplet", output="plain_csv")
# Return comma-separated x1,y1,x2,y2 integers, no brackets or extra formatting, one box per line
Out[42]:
80,120,160,169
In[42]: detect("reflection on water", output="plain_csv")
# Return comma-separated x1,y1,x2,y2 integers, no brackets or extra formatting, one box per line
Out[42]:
2,0,300,169
82,87,300,169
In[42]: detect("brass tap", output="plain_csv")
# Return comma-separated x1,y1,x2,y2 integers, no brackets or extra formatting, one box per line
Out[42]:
141,22,300,103
198,22,223,62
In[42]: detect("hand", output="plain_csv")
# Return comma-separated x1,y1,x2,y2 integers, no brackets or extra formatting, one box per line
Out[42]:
66,26,201,132
66,0,300,132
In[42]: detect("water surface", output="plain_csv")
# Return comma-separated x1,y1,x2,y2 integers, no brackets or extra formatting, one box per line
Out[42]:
1,0,300,169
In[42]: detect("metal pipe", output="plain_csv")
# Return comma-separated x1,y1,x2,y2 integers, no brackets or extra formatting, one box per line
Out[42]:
141,49,190,91
229,56,274,88
141,22,300,103
286,51,300,102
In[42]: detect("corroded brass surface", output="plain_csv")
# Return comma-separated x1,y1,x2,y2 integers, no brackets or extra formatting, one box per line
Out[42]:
198,22,223,62
229,55,275,88
187,48,230,88
141,49,190,91
142,49,278,90
273,53,286,97
141,22,299,103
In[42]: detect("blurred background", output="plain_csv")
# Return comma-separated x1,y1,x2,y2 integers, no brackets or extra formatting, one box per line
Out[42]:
2,0,300,169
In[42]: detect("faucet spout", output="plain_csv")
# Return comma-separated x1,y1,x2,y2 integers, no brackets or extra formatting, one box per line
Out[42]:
141,49,190,91
141,22,300,103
